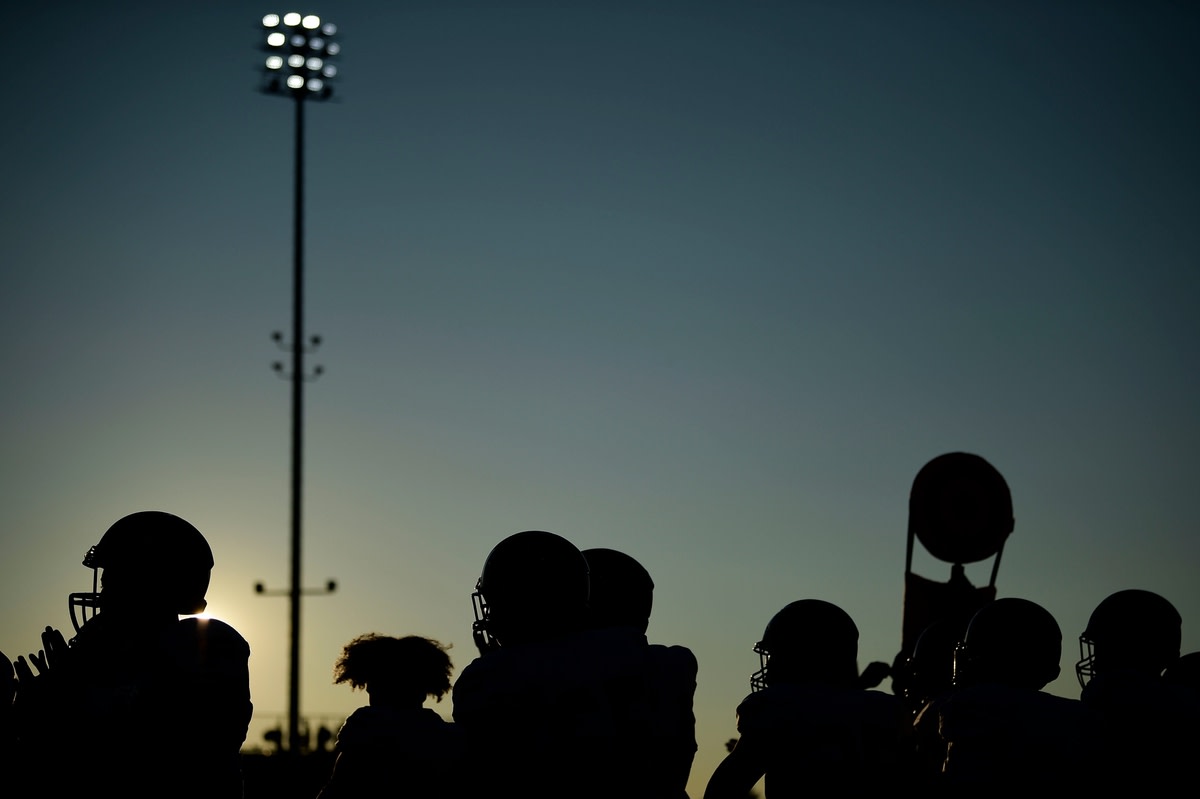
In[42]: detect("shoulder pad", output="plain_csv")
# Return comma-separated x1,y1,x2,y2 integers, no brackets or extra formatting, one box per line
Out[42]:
173,617,251,659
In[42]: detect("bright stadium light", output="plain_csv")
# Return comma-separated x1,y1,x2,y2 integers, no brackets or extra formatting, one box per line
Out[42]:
261,9,339,100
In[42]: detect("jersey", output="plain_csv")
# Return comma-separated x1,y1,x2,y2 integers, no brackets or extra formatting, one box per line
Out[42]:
937,683,1102,791
1081,669,1200,791
718,683,907,797
452,626,697,799
14,614,252,799
641,640,699,799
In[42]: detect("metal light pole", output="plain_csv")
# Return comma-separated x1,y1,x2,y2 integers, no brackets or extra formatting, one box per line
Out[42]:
255,10,340,756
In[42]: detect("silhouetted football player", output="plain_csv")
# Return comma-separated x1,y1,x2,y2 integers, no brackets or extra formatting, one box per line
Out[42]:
453,531,688,799
901,617,968,785
1077,589,1200,791
11,511,252,799
583,547,698,798
935,598,1102,791
704,600,907,798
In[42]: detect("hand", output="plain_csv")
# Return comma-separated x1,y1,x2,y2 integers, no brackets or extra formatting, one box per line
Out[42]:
1,651,14,745
27,627,69,675
1,650,15,706
13,655,35,685
11,652,42,730
858,660,892,689
11,628,71,730
13,626,71,687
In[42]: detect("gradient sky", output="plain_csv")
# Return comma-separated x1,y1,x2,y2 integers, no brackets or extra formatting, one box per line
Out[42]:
2,2,1198,795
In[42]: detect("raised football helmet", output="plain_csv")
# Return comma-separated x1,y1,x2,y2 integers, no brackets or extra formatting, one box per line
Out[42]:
953,597,1061,690
907,452,1014,565
899,452,1013,671
471,530,590,653
1076,589,1181,688
68,511,214,633
581,547,654,634
750,599,859,692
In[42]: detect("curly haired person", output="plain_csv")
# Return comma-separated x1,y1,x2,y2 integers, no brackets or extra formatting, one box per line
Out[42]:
318,634,462,798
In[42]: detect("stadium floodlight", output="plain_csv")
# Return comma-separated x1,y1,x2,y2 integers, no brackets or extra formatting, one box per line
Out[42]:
255,11,341,758
261,10,339,100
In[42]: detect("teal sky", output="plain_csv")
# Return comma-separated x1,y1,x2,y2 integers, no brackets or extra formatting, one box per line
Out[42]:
2,2,1198,795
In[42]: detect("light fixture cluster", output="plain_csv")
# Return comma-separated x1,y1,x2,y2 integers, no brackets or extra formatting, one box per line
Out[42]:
262,12,339,98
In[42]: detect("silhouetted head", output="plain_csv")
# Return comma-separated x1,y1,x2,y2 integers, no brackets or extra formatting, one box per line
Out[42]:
333,634,453,707
909,452,1013,565
751,599,859,691
953,598,1061,690
902,617,968,710
1077,589,1181,687
69,511,213,632
581,547,654,634
472,530,590,651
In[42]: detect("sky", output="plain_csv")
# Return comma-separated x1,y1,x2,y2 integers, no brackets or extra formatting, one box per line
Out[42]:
2,1,1198,795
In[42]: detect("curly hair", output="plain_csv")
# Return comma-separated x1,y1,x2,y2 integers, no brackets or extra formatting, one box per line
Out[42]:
332,633,454,701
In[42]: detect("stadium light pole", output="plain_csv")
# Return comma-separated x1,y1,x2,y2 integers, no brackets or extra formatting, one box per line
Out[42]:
256,10,340,756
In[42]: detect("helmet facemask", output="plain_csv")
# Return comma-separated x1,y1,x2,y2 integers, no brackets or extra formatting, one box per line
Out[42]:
1076,635,1098,688
471,581,498,654
750,640,770,692
67,545,103,633
951,640,973,687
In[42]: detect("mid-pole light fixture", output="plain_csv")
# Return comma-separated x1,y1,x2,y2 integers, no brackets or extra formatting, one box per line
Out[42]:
261,12,340,98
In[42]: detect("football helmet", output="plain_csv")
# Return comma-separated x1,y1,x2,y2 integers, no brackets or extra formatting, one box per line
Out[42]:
908,452,1014,565
581,547,654,634
471,530,590,653
1076,589,1181,687
68,511,214,633
750,599,859,692
953,597,1061,690
901,616,968,710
